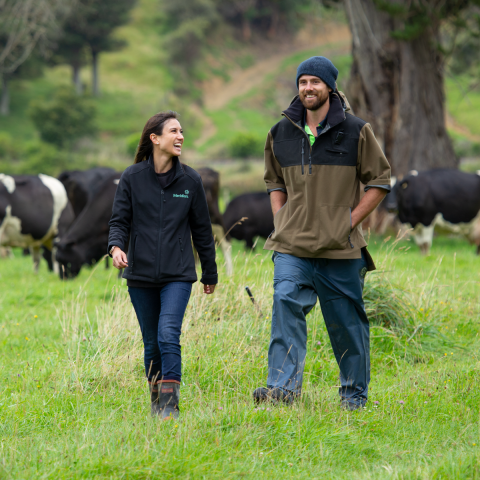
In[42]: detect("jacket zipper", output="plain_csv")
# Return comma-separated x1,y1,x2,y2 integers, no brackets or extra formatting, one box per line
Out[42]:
283,113,311,176
283,112,337,176
156,189,164,279
179,236,184,268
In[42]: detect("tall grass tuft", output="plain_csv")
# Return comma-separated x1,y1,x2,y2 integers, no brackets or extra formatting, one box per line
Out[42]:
364,273,415,331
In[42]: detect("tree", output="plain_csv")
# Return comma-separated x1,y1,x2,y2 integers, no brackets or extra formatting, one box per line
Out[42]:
1,52,44,112
218,0,256,41
52,0,135,96
160,0,313,90
49,23,86,94
446,5,480,80
343,0,479,176
0,0,72,115
160,0,220,72
80,0,135,96
218,0,310,40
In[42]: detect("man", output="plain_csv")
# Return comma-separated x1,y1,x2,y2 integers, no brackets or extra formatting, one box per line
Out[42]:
254,56,391,410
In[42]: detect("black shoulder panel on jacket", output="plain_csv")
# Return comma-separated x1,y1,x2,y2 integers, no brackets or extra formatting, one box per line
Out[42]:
344,112,367,135
270,117,304,142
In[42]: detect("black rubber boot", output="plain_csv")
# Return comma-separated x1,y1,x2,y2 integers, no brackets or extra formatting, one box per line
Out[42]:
149,383,161,417
159,381,180,420
253,387,297,405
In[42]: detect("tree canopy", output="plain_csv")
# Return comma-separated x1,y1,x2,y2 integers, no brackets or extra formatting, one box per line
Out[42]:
52,0,136,95
159,0,315,82
0,0,72,114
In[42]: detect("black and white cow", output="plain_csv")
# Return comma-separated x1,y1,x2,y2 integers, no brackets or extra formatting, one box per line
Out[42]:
0,173,74,271
391,169,480,254
55,172,121,278
58,167,115,218
223,192,274,249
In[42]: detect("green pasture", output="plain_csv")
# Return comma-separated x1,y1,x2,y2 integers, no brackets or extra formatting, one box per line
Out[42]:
1,235,480,478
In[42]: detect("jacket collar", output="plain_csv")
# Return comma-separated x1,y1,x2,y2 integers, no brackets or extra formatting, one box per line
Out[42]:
146,155,185,186
282,91,348,130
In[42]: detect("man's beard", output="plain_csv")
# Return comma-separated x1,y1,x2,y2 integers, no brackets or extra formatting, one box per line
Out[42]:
300,90,329,111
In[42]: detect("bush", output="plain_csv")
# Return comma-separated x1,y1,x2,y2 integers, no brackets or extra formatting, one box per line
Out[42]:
0,132,16,159
29,87,96,148
21,140,68,176
126,132,141,158
229,132,264,159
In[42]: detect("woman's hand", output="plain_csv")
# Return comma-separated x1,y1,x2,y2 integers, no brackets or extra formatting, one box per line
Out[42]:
203,284,216,294
112,247,128,269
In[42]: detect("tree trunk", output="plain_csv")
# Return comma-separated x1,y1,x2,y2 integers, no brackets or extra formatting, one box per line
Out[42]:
242,15,251,41
0,75,9,116
344,0,457,176
268,11,279,38
92,50,100,97
72,62,83,95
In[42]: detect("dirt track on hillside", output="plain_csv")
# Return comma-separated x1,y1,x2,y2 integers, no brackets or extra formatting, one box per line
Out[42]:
202,24,351,112
191,24,351,149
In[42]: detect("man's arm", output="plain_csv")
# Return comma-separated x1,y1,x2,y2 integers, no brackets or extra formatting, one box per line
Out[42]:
270,190,287,216
264,130,287,213
351,187,387,230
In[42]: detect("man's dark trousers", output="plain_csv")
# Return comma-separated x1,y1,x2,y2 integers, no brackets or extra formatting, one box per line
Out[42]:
267,250,370,407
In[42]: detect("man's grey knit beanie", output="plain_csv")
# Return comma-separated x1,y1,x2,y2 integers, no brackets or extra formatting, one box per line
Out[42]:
296,56,338,91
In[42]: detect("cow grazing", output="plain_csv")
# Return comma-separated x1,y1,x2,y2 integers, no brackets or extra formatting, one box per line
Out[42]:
58,167,115,217
55,172,121,278
391,169,480,254
223,192,274,249
0,173,74,271
198,167,232,276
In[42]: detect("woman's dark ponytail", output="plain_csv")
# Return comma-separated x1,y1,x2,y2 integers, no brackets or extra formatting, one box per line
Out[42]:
134,111,178,164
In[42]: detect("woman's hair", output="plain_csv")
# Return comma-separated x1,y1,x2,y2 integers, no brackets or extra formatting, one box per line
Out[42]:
134,110,179,164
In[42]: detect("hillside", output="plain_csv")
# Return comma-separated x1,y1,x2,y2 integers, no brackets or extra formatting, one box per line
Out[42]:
0,0,478,182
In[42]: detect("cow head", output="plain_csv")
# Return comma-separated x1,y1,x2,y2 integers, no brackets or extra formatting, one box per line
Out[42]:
55,236,108,279
54,240,83,279
384,176,398,212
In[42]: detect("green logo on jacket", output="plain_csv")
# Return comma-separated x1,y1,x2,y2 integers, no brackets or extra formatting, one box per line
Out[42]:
173,190,189,199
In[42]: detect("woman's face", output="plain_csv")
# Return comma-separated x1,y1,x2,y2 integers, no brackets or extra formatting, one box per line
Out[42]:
151,119,184,157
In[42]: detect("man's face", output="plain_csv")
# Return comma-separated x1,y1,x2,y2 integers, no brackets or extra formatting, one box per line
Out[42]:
298,75,331,111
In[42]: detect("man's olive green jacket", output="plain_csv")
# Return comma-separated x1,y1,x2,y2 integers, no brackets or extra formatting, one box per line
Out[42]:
263,91,391,270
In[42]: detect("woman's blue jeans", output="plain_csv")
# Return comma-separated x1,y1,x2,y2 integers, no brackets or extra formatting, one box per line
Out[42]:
128,282,192,383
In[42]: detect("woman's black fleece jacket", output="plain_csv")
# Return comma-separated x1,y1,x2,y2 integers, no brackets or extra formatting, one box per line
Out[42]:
108,157,218,286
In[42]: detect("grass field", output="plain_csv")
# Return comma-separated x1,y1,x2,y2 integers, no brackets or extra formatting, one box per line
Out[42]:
1,234,480,478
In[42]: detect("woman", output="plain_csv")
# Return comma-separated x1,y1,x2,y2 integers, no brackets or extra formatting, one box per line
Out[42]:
108,111,217,420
